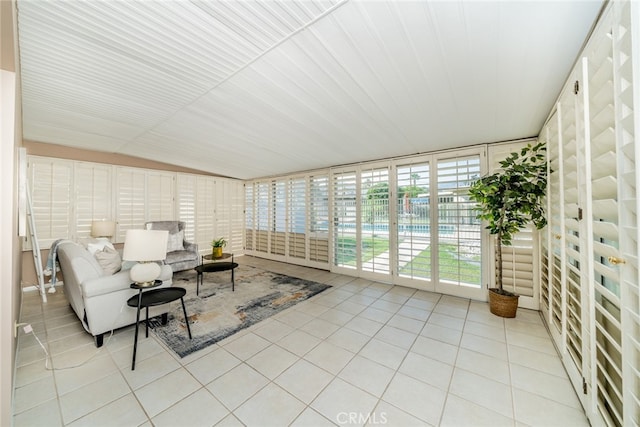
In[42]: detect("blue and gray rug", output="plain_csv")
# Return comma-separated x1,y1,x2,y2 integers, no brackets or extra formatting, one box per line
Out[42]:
148,264,331,358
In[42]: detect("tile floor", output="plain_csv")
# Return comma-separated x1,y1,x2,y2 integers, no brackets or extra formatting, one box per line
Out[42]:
12,256,589,426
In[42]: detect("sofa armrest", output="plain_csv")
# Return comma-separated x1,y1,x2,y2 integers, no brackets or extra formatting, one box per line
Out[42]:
184,241,198,253
82,265,173,298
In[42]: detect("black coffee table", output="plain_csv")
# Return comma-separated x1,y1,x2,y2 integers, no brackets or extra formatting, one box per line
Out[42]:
194,262,239,295
127,283,192,370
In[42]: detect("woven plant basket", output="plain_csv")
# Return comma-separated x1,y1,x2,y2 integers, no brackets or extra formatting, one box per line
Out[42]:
488,288,519,318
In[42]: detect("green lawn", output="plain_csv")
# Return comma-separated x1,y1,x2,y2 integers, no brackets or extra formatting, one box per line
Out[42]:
336,238,481,285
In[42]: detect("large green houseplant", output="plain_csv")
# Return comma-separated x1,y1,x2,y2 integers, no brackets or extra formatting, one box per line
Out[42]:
468,142,548,317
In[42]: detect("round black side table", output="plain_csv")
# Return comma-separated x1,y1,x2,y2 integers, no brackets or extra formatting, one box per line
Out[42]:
127,281,192,370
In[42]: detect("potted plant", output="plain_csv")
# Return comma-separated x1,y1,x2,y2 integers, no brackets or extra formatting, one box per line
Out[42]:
468,142,548,318
210,237,227,258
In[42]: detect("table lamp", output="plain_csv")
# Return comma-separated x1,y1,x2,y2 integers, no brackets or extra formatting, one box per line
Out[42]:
122,229,169,287
91,220,116,240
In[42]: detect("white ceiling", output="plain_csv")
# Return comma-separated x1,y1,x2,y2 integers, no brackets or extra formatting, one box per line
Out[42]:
17,0,604,180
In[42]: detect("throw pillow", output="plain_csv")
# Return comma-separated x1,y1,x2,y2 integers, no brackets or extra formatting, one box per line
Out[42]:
86,238,115,255
94,246,122,275
167,230,184,252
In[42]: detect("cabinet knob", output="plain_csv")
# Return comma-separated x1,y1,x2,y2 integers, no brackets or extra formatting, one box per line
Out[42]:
607,256,626,265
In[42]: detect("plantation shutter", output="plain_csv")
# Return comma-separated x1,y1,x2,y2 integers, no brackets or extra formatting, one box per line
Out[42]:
255,182,270,253
215,179,231,248
333,170,358,270
176,173,196,243
360,166,390,275
229,180,245,254
271,180,286,256
395,159,431,283
487,143,538,306
435,155,482,290
115,167,146,240
28,157,73,248
146,171,175,222
195,176,215,251
245,183,255,251
288,177,306,259
309,174,329,264
74,163,112,240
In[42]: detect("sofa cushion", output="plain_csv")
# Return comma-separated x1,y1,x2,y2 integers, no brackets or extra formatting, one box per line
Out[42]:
167,230,184,252
86,239,115,255
93,246,122,275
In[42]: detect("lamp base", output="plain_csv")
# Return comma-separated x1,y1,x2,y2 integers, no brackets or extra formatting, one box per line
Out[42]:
130,262,162,286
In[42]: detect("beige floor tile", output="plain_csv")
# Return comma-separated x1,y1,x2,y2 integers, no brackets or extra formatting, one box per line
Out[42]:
120,351,181,390
508,344,566,377
235,383,306,426
441,393,514,427
506,330,557,356
311,378,378,425
387,313,425,334
460,332,509,360
134,368,201,417
456,347,511,385
513,388,589,426
370,401,431,427
359,306,395,323
300,318,341,339
399,351,453,391
359,338,407,370
304,341,355,374
449,368,513,418
317,308,355,326
339,355,395,397
397,305,431,321
276,308,316,328
334,300,368,316
291,408,337,426
510,364,582,409
326,328,370,354
13,398,63,427
411,336,458,365
185,347,241,385
369,298,402,314
344,316,384,337
275,359,334,404
13,375,57,414
152,388,229,427
381,372,446,425
67,394,147,427
14,358,53,388
277,329,322,356
221,332,270,361
252,318,295,342
347,293,377,307
427,312,465,331
206,363,269,410
54,353,119,395
246,344,299,379
59,372,130,424
374,325,418,349
464,319,507,343
420,323,462,346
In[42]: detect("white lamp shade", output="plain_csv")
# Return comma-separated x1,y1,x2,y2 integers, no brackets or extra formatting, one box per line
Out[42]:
91,220,116,238
122,229,169,262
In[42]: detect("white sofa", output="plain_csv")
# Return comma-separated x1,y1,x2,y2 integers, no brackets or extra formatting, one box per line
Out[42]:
56,241,173,347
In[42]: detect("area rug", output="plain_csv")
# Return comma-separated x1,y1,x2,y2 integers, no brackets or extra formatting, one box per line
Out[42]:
147,264,331,358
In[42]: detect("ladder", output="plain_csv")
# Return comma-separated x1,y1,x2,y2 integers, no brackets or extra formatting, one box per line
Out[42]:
26,182,49,302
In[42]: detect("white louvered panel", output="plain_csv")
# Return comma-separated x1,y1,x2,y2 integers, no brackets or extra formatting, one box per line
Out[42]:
360,166,390,275
395,158,431,282
288,177,306,259
255,182,270,254
28,157,73,249
214,180,232,247
593,199,619,220
563,79,585,377
542,113,560,319
146,171,175,222
229,180,245,254
436,155,482,289
195,176,215,251
115,167,146,240
500,230,535,297
245,183,255,251
309,174,329,264
74,163,112,241
333,171,358,269
176,174,197,244
271,180,286,255
613,1,640,423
